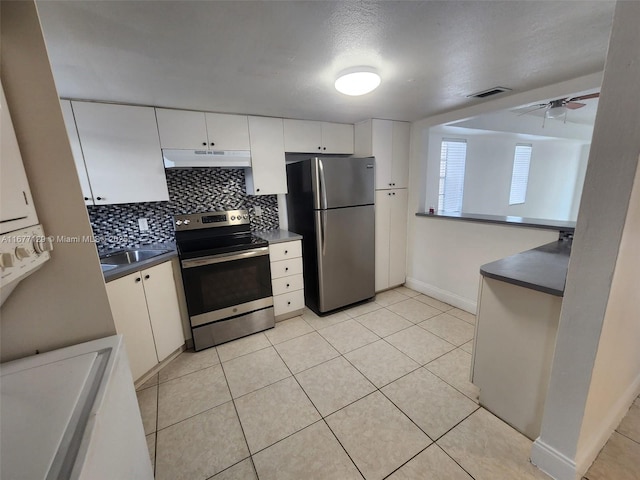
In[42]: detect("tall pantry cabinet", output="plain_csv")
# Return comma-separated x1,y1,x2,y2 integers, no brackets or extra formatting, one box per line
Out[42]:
355,119,411,292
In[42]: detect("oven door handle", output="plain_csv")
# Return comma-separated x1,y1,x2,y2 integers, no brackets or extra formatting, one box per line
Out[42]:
181,247,270,269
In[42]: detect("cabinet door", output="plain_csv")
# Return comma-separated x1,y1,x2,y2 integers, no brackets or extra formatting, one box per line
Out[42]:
0,84,37,230
245,116,287,195
205,113,250,150
322,122,354,154
156,108,208,149
106,273,158,381
60,100,94,204
391,122,410,189
141,261,185,362
283,119,322,153
72,102,169,204
375,190,391,291
372,119,393,189
388,189,408,287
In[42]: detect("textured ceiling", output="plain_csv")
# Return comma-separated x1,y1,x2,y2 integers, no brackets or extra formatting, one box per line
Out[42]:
36,1,615,124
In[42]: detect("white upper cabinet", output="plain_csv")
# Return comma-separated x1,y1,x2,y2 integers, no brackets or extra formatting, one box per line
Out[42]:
156,108,250,151
321,121,355,154
204,113,250,150
156,109,209,149
283,119,354,154
60,100,94,205
355,119,410,190
72,101,169,205
245,116,287,195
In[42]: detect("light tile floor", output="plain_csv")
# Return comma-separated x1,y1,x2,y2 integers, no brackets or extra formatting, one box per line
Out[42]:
137,286,634,480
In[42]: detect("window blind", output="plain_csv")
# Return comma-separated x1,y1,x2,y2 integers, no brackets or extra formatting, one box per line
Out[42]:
438,139,467,213
509,144,532,205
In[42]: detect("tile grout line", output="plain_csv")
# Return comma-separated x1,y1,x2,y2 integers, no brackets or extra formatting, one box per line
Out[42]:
152,288,474,477
267,342,367,478
433,409,481,480
152,375,159,475
215,345,260,479
613,429,640,446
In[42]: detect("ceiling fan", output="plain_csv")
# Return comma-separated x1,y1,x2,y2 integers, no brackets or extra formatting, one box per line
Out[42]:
518,92,600,123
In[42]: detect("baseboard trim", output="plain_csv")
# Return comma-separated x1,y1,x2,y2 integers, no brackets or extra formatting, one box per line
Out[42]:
531,372,640,480
531,439,577,480
405,277,477,313
574,372,640,476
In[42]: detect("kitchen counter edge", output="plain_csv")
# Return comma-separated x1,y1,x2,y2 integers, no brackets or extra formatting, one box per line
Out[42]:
416,211,576,232
479,240,571,297
255,229,303,244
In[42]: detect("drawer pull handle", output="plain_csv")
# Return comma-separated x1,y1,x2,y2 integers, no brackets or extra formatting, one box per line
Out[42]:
286,283,290,288
135,278,141,283
287,301,291,305
284,250,288,254
285,267,288,272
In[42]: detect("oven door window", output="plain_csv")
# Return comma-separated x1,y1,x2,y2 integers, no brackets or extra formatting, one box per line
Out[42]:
181,254,272,317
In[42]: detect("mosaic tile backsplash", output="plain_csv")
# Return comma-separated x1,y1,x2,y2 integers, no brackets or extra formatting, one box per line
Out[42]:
88,168,279,253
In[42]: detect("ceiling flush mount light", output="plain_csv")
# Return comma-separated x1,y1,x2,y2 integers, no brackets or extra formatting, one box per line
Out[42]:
335,68,381,96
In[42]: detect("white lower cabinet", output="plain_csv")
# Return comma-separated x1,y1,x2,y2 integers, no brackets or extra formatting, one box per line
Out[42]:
269,240,304,320
106,260,185,381
375,189,408,291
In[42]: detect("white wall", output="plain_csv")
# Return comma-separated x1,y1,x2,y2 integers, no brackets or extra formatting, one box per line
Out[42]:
406,73,603,320
575,154,640,470
530,2,640,478
406,218,558,313
0,1,116,362
428,129,588,221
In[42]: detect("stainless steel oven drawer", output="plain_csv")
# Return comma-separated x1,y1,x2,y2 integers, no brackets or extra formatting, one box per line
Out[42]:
192,305,275,351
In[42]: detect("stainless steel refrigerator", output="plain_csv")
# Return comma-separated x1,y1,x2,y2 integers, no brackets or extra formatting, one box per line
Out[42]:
286,156,375,315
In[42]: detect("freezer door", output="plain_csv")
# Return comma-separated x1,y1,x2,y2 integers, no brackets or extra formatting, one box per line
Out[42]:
312,157,375,209
315,205,375,312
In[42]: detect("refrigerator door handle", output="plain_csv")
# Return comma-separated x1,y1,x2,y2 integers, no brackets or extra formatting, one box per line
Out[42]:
318,159,328,210
320,210,326,256
315,211,326,305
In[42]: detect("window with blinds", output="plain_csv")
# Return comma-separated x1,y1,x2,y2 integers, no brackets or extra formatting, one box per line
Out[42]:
509,144,532,205
438,138,467,213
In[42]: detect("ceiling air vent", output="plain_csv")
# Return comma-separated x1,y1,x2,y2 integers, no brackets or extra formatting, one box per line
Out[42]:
467,87,512,99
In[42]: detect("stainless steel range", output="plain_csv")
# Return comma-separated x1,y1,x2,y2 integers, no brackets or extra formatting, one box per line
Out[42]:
174,210,274,351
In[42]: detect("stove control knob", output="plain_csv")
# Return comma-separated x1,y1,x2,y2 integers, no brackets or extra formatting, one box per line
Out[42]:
33,237,54,254
230,216,236,221
0,253,15,268
183,219,191,225
15,247,31,260
176,220,183,226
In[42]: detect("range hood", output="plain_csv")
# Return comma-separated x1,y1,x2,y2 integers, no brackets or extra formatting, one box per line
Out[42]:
163,149,251,168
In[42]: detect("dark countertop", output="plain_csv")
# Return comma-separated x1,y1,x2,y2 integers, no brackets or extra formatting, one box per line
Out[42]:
480,241,572,296
416,211,576,232
102,244,178,283
255,229,303,244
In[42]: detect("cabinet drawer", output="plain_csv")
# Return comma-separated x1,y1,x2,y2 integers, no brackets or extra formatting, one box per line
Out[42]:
272,274,304,296
274,290,305,315
270,257,303,279
269,240,302,262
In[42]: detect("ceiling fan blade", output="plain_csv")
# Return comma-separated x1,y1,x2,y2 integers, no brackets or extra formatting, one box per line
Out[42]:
516,104,547,116
565,102,586,110
568,92,600,102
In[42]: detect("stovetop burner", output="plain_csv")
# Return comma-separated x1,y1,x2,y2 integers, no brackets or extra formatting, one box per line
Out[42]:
173,210,269,259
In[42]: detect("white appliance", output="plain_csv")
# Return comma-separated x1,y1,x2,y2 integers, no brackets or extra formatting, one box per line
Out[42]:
0,81,52,305
162,148,251,168
0,335,154,480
